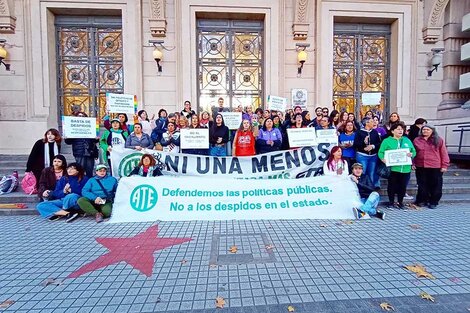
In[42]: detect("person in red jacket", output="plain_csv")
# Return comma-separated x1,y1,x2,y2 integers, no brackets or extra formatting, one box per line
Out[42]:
412,124,450,209
232,119,256,157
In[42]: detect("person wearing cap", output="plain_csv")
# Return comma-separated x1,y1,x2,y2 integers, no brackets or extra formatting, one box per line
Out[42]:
99,118,129,167
412,124,450,209
77,164,118,223
350,162,385,220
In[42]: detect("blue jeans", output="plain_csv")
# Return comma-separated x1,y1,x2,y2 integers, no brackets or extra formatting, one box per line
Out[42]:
356,153,379,188
209,145,227,156
360,191,380,215
36,193,80,218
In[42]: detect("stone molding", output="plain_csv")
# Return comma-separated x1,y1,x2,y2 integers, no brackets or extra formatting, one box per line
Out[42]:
292,0,309,40
149,0,167,37
0,0,16,34
422,0,450,44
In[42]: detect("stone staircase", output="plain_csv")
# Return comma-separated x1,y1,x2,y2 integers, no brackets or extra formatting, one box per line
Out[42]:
0,153,469,216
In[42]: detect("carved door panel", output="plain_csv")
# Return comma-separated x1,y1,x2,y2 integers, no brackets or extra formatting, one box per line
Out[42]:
56,18,123,124
333,24,390,122
197,19,263,113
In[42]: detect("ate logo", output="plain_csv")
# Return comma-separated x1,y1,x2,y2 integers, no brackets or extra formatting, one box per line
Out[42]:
130,185,158,212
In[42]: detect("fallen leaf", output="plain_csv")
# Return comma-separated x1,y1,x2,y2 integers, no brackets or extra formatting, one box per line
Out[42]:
265,244,275,251
180,259,187,265
42,278,62,286
453,172,460,176
215,296,225,308
320,224,328,228
407,203,423,210
419,292,435,302
404,264,436,279
380,302,395,311
229,245,238,253
342,220,354,225
287,305,295,312
409,224,421,229
0,300,15,309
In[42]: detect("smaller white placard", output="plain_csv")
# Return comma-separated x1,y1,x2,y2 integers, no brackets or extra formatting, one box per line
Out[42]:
106,93,136,114
315,129,338,145
221,112,242,130
291,89,308,110
267,95,288,112
384,148,412,166
361,92,382,106
180,128,209,149
62,116,97,139
287,128,317,147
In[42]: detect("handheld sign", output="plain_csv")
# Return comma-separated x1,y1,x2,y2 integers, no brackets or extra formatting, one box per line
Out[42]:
106,93,137,114
316,129,338,145
180,128,209,149
287,128,317,147
361,92,381,106
62,116,98,139
267,95,287,112
221,112,242,130
384,148,412,166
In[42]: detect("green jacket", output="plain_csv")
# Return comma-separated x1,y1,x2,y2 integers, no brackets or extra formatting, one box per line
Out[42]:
99,129,129,163
378,136,416,173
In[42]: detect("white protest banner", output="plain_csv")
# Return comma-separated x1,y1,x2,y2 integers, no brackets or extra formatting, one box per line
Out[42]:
221,112,242,130
110,145,333,179
291,89,308,110
110,175,361,223
384,148,412,166
287,128,317,147
62,116,97,139
180,128,209,149
361,92,381,106
106,93,136,114
267,95,288,112
315,129,338,145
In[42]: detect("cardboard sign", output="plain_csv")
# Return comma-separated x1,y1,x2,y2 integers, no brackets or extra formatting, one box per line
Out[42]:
316,129,338,145
267,95,288,112
106,93,137,114
220,112,242,130
287,128,317,147
62,116,98,139
180,129,209,149
361,92,381,106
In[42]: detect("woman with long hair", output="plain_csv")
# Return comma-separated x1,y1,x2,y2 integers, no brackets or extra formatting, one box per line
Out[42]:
37,162,89,223
137,109,156,136
384,112,400,136
233,119,256,157
338,121,357,170
209,114,229,156
256,117,282,154
329,110,340,129
26,128,62,187
129,154,163,177
199,111,212,128
160,122,181,153
412,124,449,209
37,154,67,202
323,146,349,177
182,115,208,155
378,123,416,209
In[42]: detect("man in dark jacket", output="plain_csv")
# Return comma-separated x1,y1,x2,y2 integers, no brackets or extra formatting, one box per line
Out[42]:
349,163,385,220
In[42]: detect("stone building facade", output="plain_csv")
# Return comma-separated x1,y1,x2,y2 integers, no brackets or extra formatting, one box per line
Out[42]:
0,0,469,154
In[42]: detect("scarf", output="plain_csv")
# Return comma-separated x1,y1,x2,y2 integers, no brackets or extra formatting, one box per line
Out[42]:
138,165,156,177
44,142,58,168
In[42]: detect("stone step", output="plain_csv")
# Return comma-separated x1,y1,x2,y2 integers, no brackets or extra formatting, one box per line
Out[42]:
377,184,470,196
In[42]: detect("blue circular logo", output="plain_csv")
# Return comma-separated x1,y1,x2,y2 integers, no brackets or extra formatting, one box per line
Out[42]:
130,184,158,212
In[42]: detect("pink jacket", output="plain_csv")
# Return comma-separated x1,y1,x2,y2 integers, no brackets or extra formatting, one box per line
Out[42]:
413,136,450,169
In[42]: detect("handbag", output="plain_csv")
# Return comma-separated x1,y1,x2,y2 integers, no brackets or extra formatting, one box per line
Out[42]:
96,179,115,203
376,161,391,179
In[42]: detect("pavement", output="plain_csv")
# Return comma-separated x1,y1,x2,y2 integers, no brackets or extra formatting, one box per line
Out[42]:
1,204,470,312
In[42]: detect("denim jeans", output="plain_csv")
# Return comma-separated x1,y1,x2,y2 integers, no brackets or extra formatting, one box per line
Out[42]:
209,145,227,156
36,193,80,218
356,153,379,188
360,191,380,215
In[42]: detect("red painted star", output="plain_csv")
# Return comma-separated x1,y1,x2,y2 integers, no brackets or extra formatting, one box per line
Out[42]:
68,225,192,278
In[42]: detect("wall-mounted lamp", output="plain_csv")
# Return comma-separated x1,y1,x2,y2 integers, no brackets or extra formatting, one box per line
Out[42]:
296,43,310,77
427,48,444,77
0,39,11,71
149,40,175,75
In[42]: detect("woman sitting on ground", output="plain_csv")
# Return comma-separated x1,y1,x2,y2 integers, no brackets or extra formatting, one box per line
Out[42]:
323,146,349,177
37,163,88,222
78,164,118,223
128,154,163,177
37,155,67,201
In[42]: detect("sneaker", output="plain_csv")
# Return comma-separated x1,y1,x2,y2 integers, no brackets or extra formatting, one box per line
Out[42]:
404,193,414,200
376,211,386,220
428,204,437,209
396,203,406,210
384,202,395,210
352,207,360,219
48,215,62,221
65,212,80,223
95,212,104,223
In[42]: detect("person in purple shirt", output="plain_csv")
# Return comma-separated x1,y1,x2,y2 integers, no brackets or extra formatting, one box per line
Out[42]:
256,117,282,154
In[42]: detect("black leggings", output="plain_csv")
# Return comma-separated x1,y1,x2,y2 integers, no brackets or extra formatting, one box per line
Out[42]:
387,171,410,205
415,167,443,205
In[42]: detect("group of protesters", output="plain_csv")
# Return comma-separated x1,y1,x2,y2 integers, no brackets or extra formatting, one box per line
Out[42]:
25,99,450,223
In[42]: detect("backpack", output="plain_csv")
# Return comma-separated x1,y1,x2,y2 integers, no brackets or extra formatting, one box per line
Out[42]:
21,171,37,195
0,172,19,195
